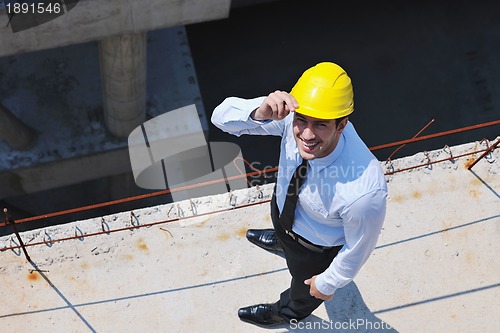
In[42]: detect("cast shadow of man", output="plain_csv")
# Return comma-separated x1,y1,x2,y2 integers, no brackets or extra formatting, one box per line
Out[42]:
278,281,399,332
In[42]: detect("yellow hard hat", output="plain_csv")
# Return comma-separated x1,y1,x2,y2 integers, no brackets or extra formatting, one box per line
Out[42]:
290,62,354,119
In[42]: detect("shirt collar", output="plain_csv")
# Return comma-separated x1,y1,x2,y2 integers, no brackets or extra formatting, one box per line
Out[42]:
307,133,345,173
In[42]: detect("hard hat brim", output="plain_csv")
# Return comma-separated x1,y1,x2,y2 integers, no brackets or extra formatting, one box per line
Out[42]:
293,103,354,120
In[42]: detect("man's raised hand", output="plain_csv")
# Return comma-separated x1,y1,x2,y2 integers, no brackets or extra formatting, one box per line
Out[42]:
251,91,299,121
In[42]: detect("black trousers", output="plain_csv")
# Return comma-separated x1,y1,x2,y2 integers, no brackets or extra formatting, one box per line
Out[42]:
270,191,342,320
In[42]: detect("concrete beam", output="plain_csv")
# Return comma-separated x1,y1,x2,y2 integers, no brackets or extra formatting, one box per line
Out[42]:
0,0,230,57
0,147,131,198
0,103,37,150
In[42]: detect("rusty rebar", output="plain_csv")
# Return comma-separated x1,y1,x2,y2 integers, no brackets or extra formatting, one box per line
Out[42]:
385,147,489,175
387,118,435,161
5,167,277,226
0,145,495,251
1,200,271,251
3,208,31,261
370,119,500,151
467,138,500,170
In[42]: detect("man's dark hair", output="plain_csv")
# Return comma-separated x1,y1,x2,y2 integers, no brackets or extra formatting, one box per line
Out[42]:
335,116,348,128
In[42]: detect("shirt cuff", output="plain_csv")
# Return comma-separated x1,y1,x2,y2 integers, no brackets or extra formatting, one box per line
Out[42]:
248,110,272,124
315,272,337,296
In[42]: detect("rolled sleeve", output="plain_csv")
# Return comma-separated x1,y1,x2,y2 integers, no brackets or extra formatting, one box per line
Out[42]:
211,96,285,137
315,189,387,295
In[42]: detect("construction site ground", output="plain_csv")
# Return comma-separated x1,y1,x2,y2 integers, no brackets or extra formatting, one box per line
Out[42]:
1,138,499,333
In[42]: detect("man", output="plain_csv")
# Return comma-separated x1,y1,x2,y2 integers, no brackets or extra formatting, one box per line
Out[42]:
211,62,387,327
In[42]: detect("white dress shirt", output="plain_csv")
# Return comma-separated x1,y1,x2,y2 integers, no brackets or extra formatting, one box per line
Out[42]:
211,96,388,295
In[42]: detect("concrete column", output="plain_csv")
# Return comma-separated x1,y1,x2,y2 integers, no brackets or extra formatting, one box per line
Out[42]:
0,104,37,150
99,32,147,138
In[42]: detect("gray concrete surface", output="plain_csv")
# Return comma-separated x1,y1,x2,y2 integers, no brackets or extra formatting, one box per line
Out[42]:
0,139,499,332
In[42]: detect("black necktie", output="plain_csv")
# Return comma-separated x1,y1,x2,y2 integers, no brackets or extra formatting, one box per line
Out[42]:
280,158,309,231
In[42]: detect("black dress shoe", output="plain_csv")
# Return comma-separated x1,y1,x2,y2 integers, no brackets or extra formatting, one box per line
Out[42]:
246,229,283,252
238,304,287,327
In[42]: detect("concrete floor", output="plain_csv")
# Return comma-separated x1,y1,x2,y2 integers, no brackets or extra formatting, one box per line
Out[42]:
0,139,499,333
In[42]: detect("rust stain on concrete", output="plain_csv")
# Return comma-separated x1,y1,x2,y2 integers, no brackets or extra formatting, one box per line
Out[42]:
236,227,247,238
464,158,475,169
470,177,482,186
194,218,210,227
218,233,230,241
136,238,149,253
27,271,40,282
412,191,422,199
469,189,480,199
465,251,476,267
392,194,405,203
441,222,452,239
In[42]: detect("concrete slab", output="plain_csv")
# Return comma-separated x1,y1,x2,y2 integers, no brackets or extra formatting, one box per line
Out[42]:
0,138,499,332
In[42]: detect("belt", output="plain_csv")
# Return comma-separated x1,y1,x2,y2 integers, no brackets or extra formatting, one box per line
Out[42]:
284,230,336,253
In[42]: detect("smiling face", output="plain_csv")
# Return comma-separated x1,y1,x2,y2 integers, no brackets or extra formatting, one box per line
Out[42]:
292,112,347,160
